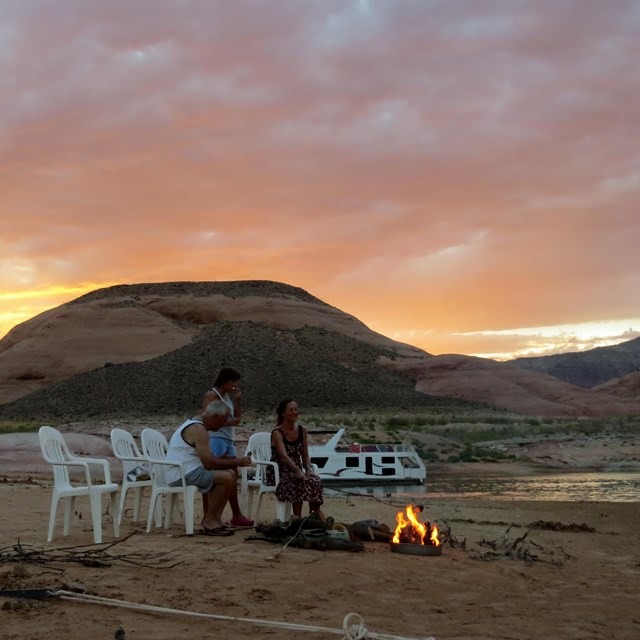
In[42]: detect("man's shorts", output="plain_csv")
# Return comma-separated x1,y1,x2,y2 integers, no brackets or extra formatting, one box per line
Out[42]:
169,466,215,493
209,437,237,458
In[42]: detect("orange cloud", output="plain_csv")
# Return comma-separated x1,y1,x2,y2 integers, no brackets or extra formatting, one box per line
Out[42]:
1,1,639,359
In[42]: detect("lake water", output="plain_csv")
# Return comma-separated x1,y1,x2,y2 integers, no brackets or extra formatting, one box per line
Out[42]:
327,471,640,503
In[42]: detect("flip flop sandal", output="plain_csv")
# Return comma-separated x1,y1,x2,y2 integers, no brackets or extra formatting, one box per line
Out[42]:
201,527,234,537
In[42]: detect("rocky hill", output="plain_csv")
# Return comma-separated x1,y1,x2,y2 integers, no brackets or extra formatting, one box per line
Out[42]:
0,321,480,419
0,280,427,406
507,336,640,388
385,353,640,417
594,369,640,398
0,281,474,419
1,280,638,419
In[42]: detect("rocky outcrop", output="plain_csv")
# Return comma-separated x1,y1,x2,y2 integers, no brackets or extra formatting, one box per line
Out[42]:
0,280,428,406
507,337,640,388
594,369,640,398
385,353,640,417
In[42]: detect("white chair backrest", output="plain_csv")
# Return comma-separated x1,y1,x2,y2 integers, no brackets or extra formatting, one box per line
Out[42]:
141,428,168,460
39,425,74,488
110,428,144,476
246,432,273,482
141,428,170,487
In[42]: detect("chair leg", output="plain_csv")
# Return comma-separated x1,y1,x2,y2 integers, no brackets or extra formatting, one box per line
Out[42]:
246,488,255,520
255,492,265,524
153,496,163,527
117,485,129,526
132,487,143,523
183,490,195,536
146,491,159,533
62,496,75,537
89,491,104,544
164,495,176,529
110,491,120,539
48,495,60,543
276,500,291,522
149,496,162,527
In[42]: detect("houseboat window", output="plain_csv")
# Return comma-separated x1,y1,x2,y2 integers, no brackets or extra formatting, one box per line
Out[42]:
311,457,328,469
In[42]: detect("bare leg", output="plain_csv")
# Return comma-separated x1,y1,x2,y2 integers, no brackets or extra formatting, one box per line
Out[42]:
228,467,253,525
228,469,244,517
202,471,235,530
292,502,303,517
309,502,322,514
228,485,243,517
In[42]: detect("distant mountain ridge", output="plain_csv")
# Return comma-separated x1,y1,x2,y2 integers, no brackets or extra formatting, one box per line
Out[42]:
507,337,640,388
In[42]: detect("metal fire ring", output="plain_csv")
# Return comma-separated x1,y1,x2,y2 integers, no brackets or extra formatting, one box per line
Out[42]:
390,542,443,556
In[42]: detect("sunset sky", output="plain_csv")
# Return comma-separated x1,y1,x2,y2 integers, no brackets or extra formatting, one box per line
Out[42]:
2,0,639,360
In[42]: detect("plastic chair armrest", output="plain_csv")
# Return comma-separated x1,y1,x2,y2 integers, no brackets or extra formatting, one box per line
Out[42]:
148,458,188,487
255,459,279,485
79,457,113,484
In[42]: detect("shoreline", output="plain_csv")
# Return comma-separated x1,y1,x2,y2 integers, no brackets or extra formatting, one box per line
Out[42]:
1,477,639,639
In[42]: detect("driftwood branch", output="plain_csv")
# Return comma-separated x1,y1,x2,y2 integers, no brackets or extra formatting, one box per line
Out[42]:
472,527,573,565
0,534,184,570
438,520,466,550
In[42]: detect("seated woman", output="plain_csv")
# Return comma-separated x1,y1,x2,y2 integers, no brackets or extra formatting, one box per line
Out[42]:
266,398,324,517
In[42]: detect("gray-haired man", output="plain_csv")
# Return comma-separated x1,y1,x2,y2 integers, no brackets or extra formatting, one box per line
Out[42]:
166,400,252,536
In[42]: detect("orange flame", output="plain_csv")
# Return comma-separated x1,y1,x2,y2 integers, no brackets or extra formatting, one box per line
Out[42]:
392,505,440,546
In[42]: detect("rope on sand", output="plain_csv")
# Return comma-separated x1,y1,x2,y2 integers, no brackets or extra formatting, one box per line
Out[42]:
52,590,436,640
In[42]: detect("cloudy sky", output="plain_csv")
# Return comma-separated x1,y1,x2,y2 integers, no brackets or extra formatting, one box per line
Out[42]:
1,0,639,359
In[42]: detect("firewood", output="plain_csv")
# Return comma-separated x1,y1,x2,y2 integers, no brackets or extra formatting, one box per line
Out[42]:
347,523,375,541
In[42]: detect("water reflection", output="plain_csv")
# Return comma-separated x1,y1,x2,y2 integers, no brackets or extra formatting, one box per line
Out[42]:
327,472,640,503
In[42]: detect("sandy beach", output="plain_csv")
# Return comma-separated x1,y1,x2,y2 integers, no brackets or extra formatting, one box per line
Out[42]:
1,463,639,640
1,420,639,639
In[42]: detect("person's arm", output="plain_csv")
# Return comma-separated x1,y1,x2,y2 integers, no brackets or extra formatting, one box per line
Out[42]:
202,391,217,410
189,424,251,470
230,386,242,421
301,428,317,476
271,429,305,480
202,390,240,426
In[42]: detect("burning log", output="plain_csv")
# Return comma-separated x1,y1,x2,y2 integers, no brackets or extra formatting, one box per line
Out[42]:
392,505,440,547
390,505,443,556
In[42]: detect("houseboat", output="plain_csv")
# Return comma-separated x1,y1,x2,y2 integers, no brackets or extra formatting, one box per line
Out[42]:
308,428,426,484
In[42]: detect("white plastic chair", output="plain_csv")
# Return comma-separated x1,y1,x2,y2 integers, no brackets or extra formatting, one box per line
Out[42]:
241,431,319,523
110,428,160,527
140,428,199,535
38,425,120,544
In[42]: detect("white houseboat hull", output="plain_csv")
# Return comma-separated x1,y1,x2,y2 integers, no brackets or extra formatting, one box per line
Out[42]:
308,428,426,484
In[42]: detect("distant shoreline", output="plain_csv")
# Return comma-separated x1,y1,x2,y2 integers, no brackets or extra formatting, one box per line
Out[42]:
1,417,638,479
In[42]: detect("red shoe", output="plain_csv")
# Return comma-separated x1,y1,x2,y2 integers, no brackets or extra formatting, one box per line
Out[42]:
230,515,254,527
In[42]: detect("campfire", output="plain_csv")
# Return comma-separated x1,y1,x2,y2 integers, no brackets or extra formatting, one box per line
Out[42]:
391,505,442,556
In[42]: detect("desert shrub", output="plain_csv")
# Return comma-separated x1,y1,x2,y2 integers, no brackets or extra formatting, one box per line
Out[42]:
385,415,412,428
0,421,42,434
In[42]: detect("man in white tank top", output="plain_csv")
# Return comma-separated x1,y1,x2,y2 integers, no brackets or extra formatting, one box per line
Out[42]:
166,400,253,535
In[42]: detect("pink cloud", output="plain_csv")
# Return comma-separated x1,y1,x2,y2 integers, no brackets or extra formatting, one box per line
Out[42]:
1,0,639,357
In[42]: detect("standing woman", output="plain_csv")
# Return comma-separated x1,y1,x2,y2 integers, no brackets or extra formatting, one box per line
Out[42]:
268,398,324,517
202,367,254,527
